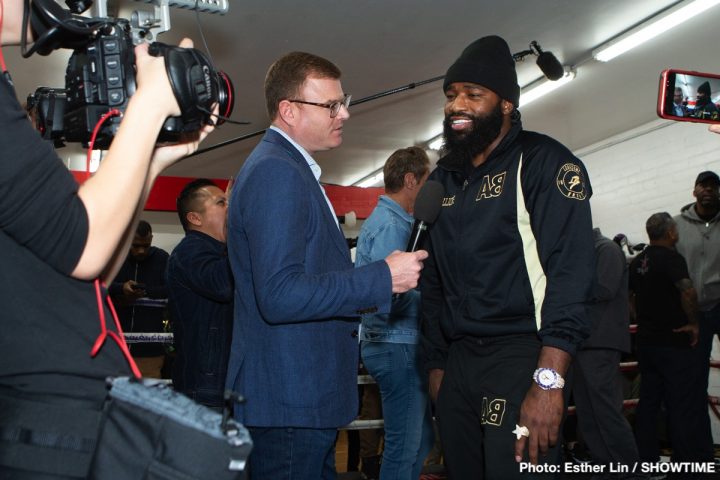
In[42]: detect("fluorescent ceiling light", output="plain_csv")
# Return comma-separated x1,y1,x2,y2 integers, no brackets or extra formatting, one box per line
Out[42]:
354,169,384,188
593,0,720,62
519,69,576,107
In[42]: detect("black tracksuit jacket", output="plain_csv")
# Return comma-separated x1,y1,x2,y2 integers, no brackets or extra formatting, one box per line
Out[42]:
422,121,595,370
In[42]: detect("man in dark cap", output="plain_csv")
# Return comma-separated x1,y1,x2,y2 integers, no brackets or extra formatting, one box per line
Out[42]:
692,81,719,120
421,35,595,478
673,170,720,463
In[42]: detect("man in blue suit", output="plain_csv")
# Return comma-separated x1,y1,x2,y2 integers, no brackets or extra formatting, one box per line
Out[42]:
226,51,428,480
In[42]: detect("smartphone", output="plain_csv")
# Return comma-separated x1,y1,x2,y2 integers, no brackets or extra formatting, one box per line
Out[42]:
658,69,720,124
131,283,147,291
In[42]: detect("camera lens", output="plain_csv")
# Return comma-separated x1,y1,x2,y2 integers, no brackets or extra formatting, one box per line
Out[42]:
215,71,234,126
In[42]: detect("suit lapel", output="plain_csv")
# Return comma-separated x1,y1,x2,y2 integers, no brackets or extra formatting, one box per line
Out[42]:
264,130,351,261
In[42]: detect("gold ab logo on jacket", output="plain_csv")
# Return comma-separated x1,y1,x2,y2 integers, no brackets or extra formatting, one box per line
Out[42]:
476,171,507,201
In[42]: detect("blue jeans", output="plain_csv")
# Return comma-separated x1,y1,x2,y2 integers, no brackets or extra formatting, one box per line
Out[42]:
247,426,337,480
361,341,434,480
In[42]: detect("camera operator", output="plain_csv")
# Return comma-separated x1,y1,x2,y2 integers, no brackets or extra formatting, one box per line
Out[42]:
0,0,215,476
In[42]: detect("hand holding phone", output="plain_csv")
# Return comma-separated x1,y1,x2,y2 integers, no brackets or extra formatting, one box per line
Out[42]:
123,280,147,296
658,69,720,124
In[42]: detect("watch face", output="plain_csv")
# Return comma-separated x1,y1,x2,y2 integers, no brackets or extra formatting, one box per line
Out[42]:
538,368,556,386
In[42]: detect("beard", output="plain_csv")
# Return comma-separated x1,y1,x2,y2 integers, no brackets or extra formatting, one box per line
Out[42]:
441,100,504,164
698,191,720,209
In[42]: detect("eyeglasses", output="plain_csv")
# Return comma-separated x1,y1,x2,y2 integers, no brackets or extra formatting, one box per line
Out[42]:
288,94,352,118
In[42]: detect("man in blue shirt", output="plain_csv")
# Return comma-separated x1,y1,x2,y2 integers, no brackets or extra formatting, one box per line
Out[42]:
356,146,434,480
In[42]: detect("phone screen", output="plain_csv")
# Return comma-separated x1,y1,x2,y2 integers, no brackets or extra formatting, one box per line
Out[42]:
658,69,720,124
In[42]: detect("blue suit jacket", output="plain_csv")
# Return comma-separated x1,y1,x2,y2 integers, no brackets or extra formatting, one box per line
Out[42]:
226,129,392,428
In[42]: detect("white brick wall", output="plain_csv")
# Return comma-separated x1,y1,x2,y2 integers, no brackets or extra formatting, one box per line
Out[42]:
577,118,720,246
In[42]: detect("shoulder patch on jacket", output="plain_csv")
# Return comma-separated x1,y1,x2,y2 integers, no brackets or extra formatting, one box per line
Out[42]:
555,163,587,200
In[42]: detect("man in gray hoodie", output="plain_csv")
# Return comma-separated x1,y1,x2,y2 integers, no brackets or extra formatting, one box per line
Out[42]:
673,170,720,407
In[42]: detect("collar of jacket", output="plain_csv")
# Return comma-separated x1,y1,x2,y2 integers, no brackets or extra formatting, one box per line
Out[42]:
186,230,227,251
376,195,414,224
680,202,720,223
436,120,523,173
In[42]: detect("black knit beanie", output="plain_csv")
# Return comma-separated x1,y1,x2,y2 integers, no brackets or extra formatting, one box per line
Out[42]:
698,81,711,96
443,35,520,107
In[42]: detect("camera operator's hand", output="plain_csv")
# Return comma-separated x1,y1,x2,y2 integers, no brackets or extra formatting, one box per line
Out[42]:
74,37,217,282
133,40,183,118
150,103,218,173
139,38,217,172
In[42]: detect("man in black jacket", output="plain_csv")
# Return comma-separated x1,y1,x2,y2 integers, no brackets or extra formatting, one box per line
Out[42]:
692,81,719,120
167,178,234,410
110,220,169,378
421,35,595,479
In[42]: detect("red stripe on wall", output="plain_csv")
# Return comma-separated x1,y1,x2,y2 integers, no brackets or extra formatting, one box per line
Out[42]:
71,172,383,218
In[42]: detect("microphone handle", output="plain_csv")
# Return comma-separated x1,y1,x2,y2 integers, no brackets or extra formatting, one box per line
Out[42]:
406,221,428,253
392,221,428,300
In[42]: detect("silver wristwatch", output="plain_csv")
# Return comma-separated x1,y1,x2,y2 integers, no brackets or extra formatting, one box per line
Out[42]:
532,367,565,390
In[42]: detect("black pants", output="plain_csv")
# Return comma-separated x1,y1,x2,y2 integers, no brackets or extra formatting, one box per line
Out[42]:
573,348,640,466
635,344,714,462
436,334,565,480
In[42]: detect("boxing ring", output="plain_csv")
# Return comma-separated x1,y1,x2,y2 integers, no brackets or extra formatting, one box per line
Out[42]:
123,328,720,431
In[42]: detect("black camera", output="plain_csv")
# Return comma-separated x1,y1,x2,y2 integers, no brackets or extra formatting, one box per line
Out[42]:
27,87,66,147
25,0,234,149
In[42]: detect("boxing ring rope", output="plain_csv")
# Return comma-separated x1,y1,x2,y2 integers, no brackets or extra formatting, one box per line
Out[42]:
124,332,174,344
123,328,720,428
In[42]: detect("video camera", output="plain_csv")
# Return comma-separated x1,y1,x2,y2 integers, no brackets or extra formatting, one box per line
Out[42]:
25,0,234,149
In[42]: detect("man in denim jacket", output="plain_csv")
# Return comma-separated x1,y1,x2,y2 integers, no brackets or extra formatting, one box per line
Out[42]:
356,146,435,480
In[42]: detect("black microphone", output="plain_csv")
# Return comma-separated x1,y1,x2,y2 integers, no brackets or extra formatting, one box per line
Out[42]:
406,180,445,252
391,180,444,300
535,50,564,81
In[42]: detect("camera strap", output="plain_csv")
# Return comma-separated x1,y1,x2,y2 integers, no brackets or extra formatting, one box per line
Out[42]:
90,279,143,378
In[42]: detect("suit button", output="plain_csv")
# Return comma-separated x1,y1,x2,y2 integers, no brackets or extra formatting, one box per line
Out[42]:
351,330,358,338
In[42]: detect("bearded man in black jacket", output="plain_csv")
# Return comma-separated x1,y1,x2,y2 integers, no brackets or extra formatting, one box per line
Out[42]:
421,35,595,479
